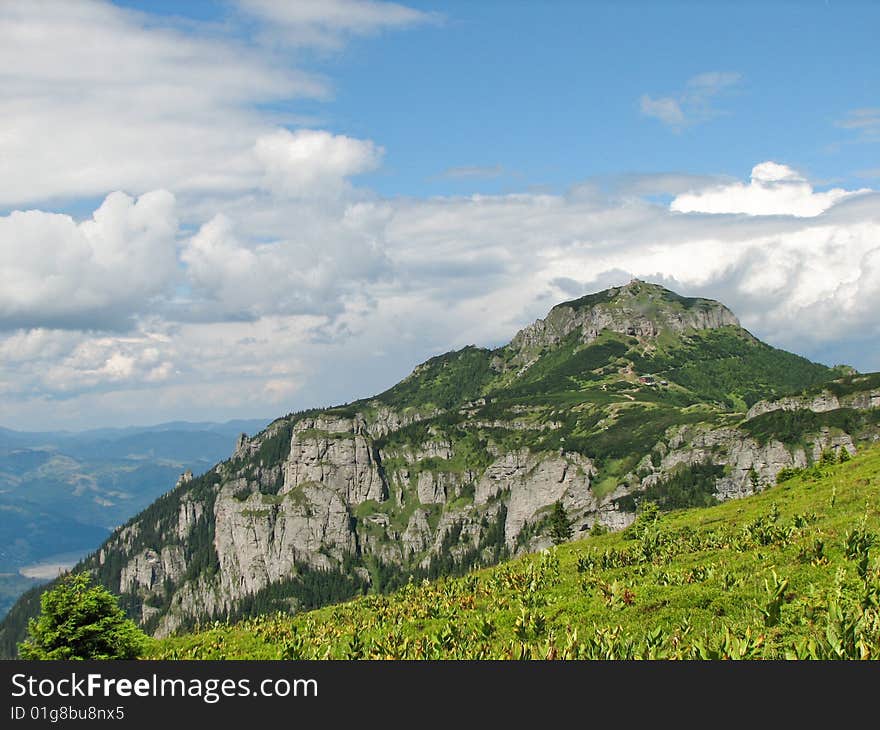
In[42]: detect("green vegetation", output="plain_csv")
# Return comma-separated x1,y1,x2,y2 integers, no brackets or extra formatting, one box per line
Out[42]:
615,462,724,512
549,501,573,545
219,561,369,629
377,346,496,411
629,328,837,409
148,445,880,659
500,333,629,398
741,407,880,447
802,371,880,398
19,573,147,660
563,281,714,314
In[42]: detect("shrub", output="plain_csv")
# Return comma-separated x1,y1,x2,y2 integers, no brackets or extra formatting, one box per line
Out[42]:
18,573,148,660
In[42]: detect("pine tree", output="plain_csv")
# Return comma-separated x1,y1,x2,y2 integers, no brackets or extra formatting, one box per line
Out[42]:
549,500,573,545
18,572,148,660
748,466,761,492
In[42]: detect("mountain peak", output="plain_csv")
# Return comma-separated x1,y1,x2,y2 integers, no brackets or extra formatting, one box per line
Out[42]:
510,280,740,355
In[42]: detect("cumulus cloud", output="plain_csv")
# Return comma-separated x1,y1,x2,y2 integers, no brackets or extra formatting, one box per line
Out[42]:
180,201,391,320
641,71,741,130
670,161,870,216
254,129,384,198
3,162,879,429
0,190,178,330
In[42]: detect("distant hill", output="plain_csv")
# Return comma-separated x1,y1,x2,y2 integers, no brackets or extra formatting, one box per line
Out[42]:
0,418,269,619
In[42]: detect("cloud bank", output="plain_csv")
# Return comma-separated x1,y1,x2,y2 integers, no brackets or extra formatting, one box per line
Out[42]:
0,3,876,430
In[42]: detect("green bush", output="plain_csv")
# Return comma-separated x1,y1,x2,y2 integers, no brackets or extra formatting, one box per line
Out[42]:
18,573,148,660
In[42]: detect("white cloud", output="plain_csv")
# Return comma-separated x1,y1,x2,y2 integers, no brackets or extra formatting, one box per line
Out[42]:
254,129,383,198
180,199,391,320
0,190,178,330
0,1,332,206
641,71,741,130
237,0,438,49
670,161,870,216
836,108,880,142
2,170,878,429
639,96,684,127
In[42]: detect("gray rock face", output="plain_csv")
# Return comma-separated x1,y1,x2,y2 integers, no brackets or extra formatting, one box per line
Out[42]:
416,471,456,504
177,497,203,541
747,385,880,420
119,546,186,623
402,509,432,555
284,416,384,505
747,393,841,419
473,449,597,547
213,481,355,601
652,425,809,499
509,280,739,361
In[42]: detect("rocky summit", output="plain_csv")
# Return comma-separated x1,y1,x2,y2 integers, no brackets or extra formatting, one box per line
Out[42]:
3,280,878,651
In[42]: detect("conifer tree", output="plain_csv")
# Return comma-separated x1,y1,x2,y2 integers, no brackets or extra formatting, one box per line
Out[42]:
549,500,573,545
18,572,147,660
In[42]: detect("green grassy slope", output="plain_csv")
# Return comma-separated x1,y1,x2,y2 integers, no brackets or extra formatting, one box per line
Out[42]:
148,443,880,659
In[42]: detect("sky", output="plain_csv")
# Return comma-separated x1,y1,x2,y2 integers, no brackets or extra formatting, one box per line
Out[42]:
0,0,878,431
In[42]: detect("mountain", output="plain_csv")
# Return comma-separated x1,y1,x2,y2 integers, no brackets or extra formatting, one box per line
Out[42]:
0,419,269,620
3,280,878,655
146,443,880,659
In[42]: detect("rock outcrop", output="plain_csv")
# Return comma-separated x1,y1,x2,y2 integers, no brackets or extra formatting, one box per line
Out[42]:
509,279,740,362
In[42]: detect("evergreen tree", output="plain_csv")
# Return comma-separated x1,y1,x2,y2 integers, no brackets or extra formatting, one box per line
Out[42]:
549,500,573,545
838,447,851,463
748,466,761,492
18,572,147,660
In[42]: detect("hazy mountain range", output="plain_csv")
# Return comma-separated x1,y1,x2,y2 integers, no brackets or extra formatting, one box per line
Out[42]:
0,418,268,618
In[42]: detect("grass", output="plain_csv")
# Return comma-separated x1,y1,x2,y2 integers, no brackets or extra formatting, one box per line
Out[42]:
146,443,880,659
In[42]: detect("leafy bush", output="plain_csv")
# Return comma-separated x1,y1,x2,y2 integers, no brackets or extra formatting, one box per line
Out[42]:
18,573,148,660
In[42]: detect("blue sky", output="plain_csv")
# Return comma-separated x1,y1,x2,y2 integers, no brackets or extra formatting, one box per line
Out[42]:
118,0,879,198
0,0,877,429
